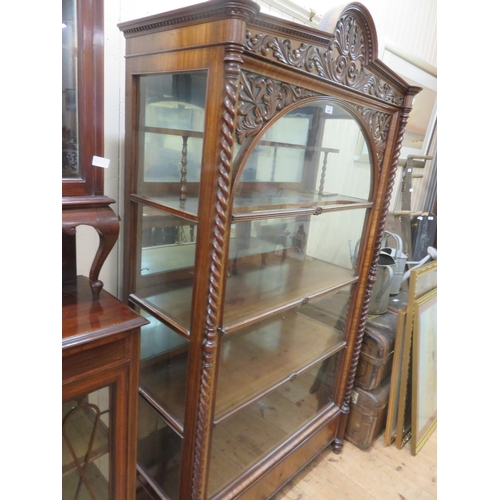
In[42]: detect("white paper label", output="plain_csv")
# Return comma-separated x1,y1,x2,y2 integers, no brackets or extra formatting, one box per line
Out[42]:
325,105,333,114
409,188,414,192
407,168,412,172
92,155,110,169
429,216,434,220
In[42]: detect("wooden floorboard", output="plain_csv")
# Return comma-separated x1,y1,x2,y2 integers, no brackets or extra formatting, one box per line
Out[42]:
273,430,437,500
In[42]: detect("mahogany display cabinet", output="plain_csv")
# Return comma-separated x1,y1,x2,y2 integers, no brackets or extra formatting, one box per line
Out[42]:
118,1,419,498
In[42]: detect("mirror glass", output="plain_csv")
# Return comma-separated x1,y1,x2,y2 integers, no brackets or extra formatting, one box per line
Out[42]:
62,0,80,179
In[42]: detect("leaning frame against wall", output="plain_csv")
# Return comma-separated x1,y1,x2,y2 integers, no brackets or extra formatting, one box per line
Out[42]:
118,1,419,498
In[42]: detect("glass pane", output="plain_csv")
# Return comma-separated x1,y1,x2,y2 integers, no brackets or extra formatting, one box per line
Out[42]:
208,353,340,497
136,205,197,332
233,101,371,215
139,309,189,427
62,0,79,179
223,210,366,328
215,287,350,421
62,387,111,499
137,397,182,500
136,71,208,216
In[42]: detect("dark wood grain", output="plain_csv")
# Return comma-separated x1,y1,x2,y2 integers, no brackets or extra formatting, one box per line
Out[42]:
62,276,148,348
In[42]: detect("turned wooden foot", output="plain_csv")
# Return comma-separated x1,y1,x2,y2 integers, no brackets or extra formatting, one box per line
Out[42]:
332,438,344,454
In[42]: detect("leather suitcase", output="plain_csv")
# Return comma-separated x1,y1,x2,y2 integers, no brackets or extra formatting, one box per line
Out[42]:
387,291,408,314
345,377,391,450
355,312,397,391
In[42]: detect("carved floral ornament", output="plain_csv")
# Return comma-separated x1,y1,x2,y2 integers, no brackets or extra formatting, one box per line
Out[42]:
235,71,391,169
236,72,319,143
245,14,403,106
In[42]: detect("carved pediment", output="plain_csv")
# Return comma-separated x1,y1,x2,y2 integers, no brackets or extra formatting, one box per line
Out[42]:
246,7,403,106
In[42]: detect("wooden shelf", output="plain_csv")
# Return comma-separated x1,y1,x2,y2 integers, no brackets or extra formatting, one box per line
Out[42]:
138,358,337,500
140,256,355,334
214,312,344,422
131,191,369,225
232,190,369,217
132,194,199,222
139,306,345,426
207,363,335,498
144,126,204,138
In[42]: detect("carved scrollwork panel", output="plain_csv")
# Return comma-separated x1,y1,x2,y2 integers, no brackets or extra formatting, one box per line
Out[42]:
354,105,392,170
245,13,404,106
236,72,320,144
236,70,392,172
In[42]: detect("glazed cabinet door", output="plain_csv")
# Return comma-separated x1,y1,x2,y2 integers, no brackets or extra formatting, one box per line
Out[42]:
62,366,129,499
126,69,210,499
206,98,374,497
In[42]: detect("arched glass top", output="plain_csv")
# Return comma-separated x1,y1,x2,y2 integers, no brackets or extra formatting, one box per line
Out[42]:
232,101,372,216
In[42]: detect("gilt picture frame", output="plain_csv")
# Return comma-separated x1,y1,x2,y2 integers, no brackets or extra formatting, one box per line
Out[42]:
384,306,407,447
394,260,437,449
411,287,437,456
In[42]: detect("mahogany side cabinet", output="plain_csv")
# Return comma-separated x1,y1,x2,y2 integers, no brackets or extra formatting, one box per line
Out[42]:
62,276,148,499
117,1,420,498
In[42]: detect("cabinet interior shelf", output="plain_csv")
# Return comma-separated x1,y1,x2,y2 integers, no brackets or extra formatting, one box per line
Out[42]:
232,192,369,215
132,194,199,221
132,192,370,223
139,308,346,427
144,126,204,138
138,361,338,499
135,257,356,335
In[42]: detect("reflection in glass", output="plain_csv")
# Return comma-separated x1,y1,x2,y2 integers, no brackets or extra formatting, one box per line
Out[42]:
233,101,371,215
136,72,208,214
223,210,366,329
137,397,182,500
136,205,197,332
62,387,111,499
208,352,340,497
215,287,350,421
62,0,79,179
139,309,189,428
140,207,197,275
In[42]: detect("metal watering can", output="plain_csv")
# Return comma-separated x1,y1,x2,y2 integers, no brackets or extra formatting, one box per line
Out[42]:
368,252,395,315
380,231,408,295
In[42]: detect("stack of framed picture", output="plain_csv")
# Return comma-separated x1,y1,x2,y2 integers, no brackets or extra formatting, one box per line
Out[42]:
384,260,437,455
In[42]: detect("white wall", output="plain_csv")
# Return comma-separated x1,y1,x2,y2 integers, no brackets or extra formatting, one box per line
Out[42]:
78,0,437,297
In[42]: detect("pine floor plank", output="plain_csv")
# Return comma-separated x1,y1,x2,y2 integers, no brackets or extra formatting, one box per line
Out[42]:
370,433,437,496
273,430,436,500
